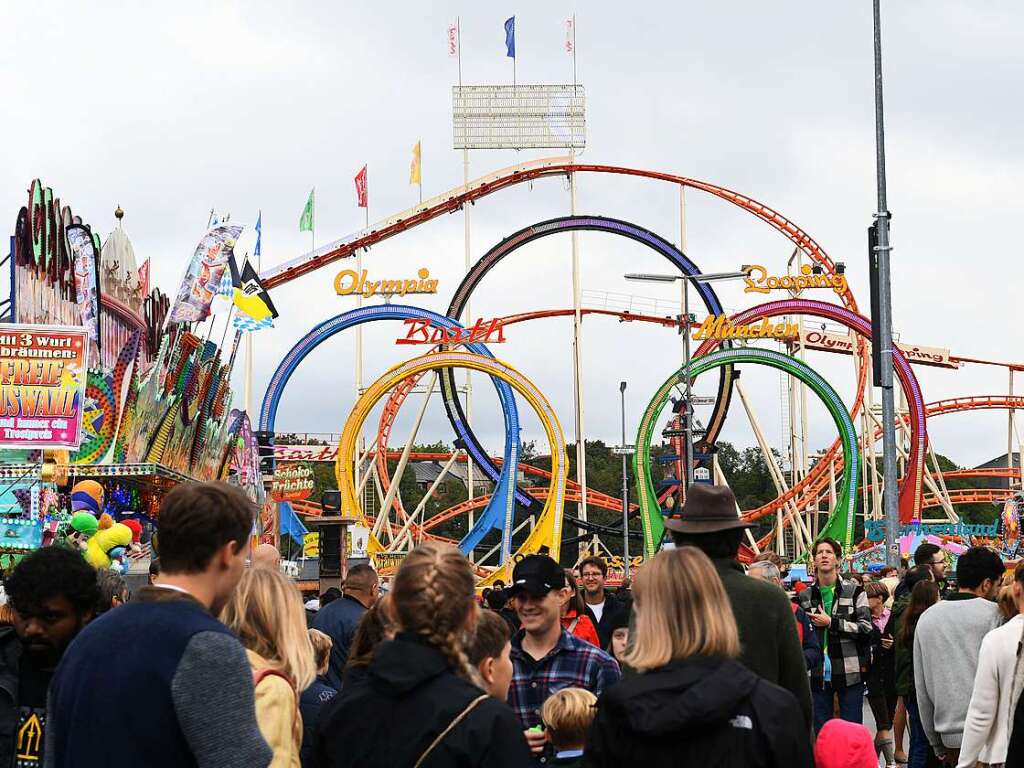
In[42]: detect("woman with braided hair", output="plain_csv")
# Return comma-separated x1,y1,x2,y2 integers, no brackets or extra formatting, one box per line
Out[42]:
315,542,532,767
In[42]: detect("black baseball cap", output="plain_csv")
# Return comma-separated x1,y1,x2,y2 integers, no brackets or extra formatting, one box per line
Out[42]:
507,555,566,598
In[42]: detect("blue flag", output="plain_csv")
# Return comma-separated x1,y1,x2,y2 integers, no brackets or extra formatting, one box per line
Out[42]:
504,16,515,58
255,210,262,261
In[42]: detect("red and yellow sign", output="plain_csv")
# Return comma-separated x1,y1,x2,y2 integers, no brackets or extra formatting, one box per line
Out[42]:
270,462,315,502
395,317,506,345
0,325,89,449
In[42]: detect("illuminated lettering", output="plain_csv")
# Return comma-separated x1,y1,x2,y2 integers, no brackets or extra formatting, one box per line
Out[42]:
743,264,848,297
335,267,439,298
691,316,798,341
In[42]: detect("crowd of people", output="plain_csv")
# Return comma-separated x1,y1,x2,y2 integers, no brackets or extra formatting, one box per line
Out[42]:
1,479,1023,766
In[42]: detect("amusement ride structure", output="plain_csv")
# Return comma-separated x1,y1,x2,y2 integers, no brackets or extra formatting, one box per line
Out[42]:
258,155,1024,579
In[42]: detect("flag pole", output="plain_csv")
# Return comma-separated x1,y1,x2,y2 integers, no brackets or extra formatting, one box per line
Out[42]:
572,14,577,94
311,187,316,255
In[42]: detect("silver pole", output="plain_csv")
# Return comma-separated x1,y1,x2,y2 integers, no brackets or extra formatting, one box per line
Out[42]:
682,279,694,489
620,381,629,569
873,0,900,568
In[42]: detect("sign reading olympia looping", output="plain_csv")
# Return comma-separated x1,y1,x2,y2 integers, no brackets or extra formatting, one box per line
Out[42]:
334,268,438,299
743,264,847,297
0,325,89,449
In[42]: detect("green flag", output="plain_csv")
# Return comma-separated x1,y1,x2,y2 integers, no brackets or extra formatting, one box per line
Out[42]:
299,188,314,233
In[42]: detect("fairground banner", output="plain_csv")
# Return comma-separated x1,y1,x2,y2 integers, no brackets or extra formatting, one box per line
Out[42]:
168,224,243,324
0,325,89,449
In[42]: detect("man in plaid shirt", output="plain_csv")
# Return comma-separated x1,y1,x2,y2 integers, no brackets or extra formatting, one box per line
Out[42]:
796,537,873,734
505,555,620,759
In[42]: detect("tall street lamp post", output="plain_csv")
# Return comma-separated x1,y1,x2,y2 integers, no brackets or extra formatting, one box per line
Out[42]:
871,0,900,568
625,270,750,492
619,381,629,570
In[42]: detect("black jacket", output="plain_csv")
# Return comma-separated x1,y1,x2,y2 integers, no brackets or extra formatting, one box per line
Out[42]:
0,627,22,768
315,633,531,768
583,593,627,649
583,656,813,768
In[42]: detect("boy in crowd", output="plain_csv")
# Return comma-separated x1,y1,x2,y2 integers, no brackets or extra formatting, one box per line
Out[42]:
540,688,597,767
914,545,1003,765
467,609,514,700
506,555,620,758
796,537,873,732
0,547,98,767
45,481,271,768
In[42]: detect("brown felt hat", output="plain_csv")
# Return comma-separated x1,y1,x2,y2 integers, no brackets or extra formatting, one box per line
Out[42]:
662,484,750,534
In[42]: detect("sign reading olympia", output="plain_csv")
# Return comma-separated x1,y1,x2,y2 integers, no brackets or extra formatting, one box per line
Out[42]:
334,268,438,299
0,324,89,449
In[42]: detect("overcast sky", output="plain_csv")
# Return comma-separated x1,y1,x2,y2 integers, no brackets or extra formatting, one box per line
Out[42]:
3,1,1022,475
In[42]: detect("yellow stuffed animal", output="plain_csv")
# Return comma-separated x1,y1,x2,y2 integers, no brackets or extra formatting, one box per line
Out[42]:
85,522,134,569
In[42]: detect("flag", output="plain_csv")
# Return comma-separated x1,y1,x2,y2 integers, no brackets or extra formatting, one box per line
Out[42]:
410,142,421,185
565,17,574,54
299,189,314,233
168,224,244,324
504,16,515,58
138,258,150,296
354,165,368,208
232,258,278,322
447,22,459,57
254,210,262,262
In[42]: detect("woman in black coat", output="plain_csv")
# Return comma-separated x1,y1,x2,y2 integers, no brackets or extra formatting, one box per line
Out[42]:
584,547,813,768
316,543,531,768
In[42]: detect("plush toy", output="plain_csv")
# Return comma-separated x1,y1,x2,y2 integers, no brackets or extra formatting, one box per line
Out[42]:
84,522,134,569
66,512,100,552
70,481,105,515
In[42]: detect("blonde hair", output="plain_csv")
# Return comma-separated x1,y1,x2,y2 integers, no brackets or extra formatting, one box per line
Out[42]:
391,542,479,684
221,567,316,690
309,629,333,673
541,687,597,748
624,547,739,672
999,585,1018,621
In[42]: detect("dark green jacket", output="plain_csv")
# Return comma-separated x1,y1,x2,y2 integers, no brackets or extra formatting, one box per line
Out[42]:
891,595,914,695
712,558,813,729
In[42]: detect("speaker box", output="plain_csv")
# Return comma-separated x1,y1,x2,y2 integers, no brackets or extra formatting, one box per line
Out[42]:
319,523,343,578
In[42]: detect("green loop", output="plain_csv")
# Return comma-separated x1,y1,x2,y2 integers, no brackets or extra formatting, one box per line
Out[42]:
634,348,859,557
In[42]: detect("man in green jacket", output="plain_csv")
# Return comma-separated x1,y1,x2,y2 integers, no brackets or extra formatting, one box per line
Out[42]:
666,484,813,730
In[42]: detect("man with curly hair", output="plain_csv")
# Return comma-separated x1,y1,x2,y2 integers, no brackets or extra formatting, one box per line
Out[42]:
0,546,99,768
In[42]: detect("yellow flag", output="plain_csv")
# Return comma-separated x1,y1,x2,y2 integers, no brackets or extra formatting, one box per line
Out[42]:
409,141,421,185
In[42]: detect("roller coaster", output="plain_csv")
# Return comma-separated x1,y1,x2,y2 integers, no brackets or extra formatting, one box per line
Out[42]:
262,156,1023,575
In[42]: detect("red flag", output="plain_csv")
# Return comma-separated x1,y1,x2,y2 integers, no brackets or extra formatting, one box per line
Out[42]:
354,165,368,209
138,258,150,296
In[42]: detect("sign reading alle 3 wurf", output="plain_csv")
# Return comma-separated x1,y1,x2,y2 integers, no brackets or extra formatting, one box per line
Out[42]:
0,325,88,449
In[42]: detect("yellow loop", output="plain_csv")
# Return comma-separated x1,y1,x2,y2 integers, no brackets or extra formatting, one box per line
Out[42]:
335,351,568,584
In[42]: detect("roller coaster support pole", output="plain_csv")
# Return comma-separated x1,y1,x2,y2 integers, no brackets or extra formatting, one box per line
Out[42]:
682,279,694,491
464,146,475,549
872,0,900,567
569,153,590,552
378,371,438,536
620,381,630,569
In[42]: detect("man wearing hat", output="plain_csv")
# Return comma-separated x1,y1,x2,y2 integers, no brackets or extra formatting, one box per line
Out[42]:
505,555,620,760
666,484,812,730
